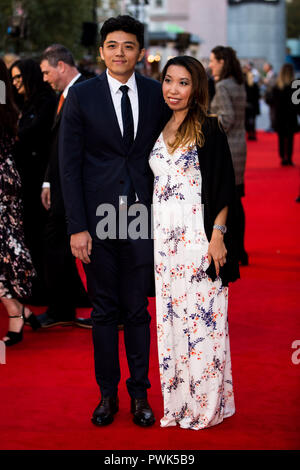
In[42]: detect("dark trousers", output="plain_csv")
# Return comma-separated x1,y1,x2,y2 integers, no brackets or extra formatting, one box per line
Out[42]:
44,211,90,320
84,236,153,399
278,131,294,163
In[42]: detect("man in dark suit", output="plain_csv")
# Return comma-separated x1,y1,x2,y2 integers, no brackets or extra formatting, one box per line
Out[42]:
59,16,169,427
38,44,91,329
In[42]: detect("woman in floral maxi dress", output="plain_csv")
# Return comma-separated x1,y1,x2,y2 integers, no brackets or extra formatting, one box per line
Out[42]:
0,59,39,346
149,56,239,430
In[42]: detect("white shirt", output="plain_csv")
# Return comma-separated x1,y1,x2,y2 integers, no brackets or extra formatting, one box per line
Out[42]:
42,73,81,188
106,69,139,138
106,70,140,204
62,73,81,99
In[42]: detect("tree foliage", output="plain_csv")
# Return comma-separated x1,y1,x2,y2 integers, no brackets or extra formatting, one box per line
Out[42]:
287,0,300,38
0,0,96,58
0,0,14,50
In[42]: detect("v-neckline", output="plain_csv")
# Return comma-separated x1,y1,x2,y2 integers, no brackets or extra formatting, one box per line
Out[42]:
161,132,176,156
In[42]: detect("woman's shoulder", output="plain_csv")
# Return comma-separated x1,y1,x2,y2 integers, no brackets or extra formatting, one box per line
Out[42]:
217,77,244,92
215,77,232,89
202,115,223,136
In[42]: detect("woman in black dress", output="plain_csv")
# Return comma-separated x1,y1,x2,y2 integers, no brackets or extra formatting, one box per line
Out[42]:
0,59,40,346
10,59,56,304
268,63,300,166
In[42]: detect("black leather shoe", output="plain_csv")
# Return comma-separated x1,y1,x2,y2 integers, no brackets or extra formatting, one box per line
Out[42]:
131,398,155,427
91,397,119,426
75,318,92,329
36,312,74,328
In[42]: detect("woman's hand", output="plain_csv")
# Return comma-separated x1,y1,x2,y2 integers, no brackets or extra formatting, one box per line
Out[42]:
207,231,227,277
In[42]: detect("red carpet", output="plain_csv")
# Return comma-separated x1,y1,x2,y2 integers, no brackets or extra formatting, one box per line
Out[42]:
0,132,300,450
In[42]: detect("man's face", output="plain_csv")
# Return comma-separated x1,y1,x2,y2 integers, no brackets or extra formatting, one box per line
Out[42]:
100,30,145,82
40,59,63,91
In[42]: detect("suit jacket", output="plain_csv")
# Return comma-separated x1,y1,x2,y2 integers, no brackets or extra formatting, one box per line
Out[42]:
44,74,86,217
59,71,169,236
197,116,240,286
268,84,300,134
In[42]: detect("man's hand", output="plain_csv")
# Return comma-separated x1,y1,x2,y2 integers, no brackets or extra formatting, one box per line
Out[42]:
70,231,92,264
41,187,51,210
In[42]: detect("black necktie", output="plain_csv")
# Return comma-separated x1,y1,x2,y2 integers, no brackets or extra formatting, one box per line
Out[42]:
120,85,134,150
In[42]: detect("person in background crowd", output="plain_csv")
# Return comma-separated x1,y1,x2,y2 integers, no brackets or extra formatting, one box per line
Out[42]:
248,61,260,84
10,58,57,305
3,53,19,70
206,67,216,105
209,46,249,266
38,44,92,329
263,62,277,133
0,58,40,346
150,55,239,430
243,64,260,141
263,62,275,86
267,63,300,166
77,56,97,79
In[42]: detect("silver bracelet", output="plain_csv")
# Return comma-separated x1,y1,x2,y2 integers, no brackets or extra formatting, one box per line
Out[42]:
213,224,227,234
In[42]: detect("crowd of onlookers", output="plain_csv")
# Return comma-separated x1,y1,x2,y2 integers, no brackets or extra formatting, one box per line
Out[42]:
0,44,299,347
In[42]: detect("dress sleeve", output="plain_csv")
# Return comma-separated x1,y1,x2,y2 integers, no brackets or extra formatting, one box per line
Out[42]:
202,118,239,285
209,118,236,219
213,84,235,133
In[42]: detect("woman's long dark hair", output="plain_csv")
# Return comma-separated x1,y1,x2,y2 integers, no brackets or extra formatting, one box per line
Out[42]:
10,58,51,101
161,55,209,151
211,46,244,85
0,58,19,137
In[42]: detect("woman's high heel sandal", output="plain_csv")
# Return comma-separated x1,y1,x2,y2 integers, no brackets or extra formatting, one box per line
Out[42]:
3,308,25,347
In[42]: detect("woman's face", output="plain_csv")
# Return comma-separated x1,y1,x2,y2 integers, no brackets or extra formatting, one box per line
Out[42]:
162,64,193,112
209,53,224,81
11,66,25,95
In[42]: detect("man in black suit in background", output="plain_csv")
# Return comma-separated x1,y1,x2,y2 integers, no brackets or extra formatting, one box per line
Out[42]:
59,16,169,427
38,44,91,329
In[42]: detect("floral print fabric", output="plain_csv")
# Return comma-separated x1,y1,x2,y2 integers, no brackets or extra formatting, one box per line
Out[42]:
0,134,35,299
149,134,235,430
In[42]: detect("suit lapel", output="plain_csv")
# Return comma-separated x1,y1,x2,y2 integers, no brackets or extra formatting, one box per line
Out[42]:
96,73,126,152
131,72,149,153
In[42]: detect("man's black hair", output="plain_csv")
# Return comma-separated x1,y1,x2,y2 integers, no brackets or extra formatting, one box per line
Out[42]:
100,15,144,49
